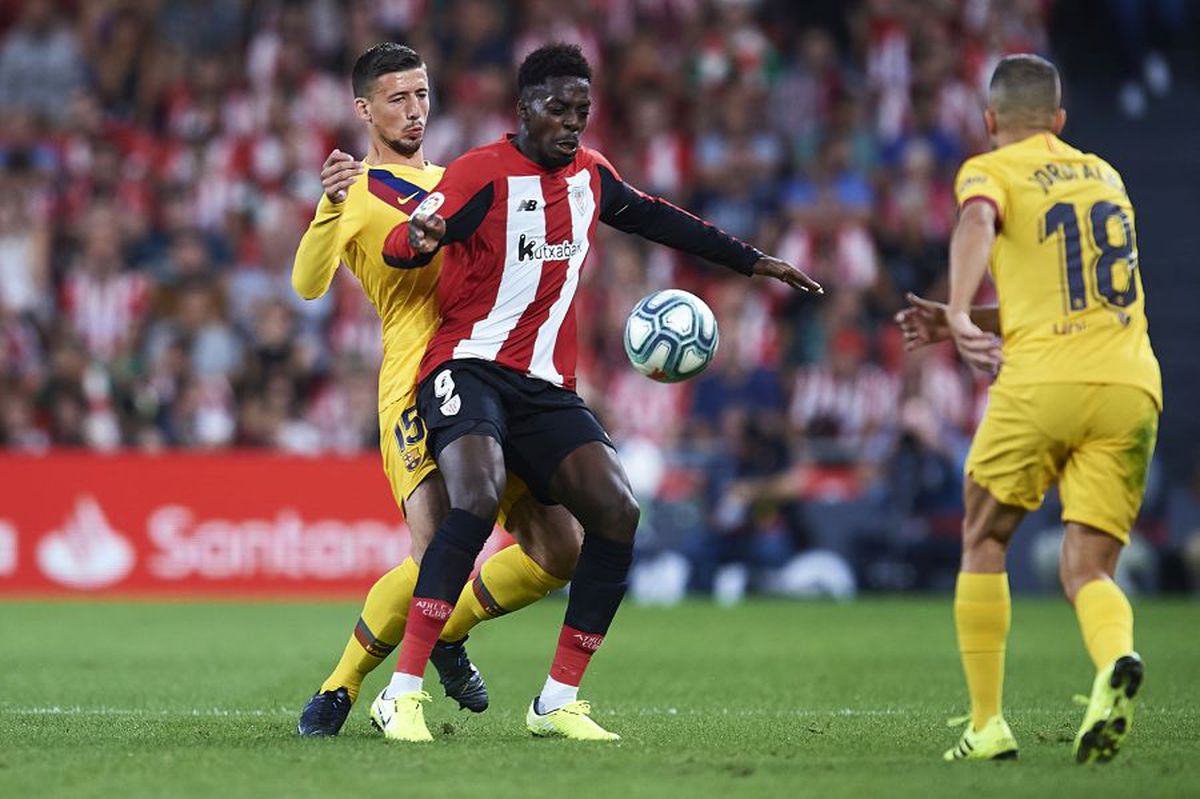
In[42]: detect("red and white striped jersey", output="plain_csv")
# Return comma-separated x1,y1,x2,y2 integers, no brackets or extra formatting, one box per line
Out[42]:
383,135,761,391
789,363,899,448
61,269,150,361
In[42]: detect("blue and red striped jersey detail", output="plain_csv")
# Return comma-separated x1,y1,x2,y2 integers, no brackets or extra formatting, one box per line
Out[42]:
367,169,429,215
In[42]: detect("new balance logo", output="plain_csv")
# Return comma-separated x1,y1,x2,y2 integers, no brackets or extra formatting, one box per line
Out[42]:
518,199,539,212
517,234,582,262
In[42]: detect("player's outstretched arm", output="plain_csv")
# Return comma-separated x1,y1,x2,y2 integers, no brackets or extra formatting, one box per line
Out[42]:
947,201,1003,373
596,162,820,292
292,149,365,299
895,292,1001,351
752,255,822,293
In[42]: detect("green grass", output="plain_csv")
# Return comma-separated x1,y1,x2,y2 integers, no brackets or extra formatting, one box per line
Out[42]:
0,598,1197,798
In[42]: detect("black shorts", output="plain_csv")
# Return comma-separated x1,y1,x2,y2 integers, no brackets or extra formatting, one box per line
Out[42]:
416,358,613,504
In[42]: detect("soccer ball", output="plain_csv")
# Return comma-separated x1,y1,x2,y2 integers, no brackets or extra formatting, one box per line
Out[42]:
623,289,719,383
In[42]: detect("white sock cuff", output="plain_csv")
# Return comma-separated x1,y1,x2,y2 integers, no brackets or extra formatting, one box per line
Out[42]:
384,672,423,698
537,675,579,713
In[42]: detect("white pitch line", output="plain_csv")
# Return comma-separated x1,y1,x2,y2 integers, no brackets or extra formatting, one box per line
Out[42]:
0,706,294,718
609,707,911,718
0,705,906,719
3,705,1180,719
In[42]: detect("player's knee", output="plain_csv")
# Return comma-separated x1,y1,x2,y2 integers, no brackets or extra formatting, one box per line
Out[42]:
445,471,503,521
439,434,505,521
1058,551,1108,602
572,489,638,544
597,486,640,544
538,532,581,579
443,470,504,521
960,521,1010,571
1058,558,1078,601
962,480,1023,558
1059,560,1100,602
451,490,501,523
962,506,1018,552
961,519,994,552
970,514,1019,545
1058,523,1122,602
539,514,583,576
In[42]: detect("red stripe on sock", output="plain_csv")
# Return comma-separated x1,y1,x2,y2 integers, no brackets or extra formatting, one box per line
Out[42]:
394,597,454,677
549,625,605,687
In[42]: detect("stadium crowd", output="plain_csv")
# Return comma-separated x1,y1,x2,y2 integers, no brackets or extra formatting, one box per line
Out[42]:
1,0,1196,593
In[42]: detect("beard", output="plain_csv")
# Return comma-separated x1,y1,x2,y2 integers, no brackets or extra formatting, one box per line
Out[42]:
382,133,421,157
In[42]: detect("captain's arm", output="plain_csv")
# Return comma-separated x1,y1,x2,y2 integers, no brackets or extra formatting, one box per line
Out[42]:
292,194,357,300
596,164,761,276
382,171,494,269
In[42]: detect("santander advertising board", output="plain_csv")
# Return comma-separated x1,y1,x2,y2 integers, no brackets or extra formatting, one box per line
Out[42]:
0,453,509,597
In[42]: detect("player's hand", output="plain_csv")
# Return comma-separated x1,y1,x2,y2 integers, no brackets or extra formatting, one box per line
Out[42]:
409,213,446,254
948,310,1003,374
752,256,823,293
895,292,951,350
321,149,362,203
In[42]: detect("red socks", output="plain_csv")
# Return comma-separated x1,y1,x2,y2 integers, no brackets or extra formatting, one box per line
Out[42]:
394,597,454,677
550,625,605,686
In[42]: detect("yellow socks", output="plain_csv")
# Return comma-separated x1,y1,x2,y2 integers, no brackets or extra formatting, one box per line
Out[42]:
320,557,418,702
441,545,568,643
1074,579,1133,670
318,546,567,700
954,572,1011,731
951,574,1132,732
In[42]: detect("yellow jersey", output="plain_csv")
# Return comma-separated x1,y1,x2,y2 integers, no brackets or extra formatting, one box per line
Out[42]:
292,161,444,412
954,132,1161,409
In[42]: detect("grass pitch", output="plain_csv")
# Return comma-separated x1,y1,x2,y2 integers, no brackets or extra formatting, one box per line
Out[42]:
1,597,1197,798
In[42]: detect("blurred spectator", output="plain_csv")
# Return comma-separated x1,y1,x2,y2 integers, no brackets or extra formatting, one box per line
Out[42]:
879,87,962,175
692,0,777,88
60,206,150,363
1107,0,1187,118
619,89,691,202
770,27,844,161
0,181,50,319
885,346,972,534
0,390,49,451
0,0,84,123
694,85,782,241
789,326,897,467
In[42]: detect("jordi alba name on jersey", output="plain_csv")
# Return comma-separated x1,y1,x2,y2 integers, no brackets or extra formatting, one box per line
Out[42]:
955,133,1161,408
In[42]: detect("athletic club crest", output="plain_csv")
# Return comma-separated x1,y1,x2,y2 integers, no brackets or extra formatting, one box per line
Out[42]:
569,184,589,216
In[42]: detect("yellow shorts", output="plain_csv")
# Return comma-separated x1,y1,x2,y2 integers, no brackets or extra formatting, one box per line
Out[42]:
380,393,438,510
965,382,1158,543
379,394,528,524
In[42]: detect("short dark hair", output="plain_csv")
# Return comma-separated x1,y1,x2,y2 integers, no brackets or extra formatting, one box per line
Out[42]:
989,54,1061,125
517,42,591,94
352,42,424,98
